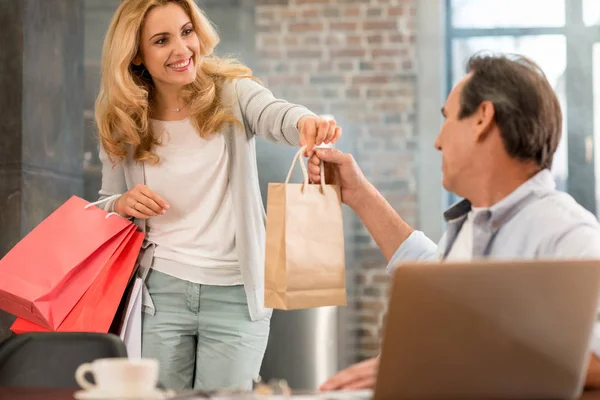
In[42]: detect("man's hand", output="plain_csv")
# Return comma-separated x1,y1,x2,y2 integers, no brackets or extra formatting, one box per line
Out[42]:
297,116,342,157
320,356,379,391
307,148,371,208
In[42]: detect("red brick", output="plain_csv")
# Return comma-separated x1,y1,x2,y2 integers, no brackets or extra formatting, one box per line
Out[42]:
356,273,369,284
287,49,323,58
389,33,406,43
330,22,358,31
294,62,315,73
388,6,404,16
372,274,392,284
359,314,379,324
344,7,361,17
367,7,383,17
375,61,398,70
257,49,283,58
331,48,366,58
261,36,279,46
372,48,408,58
310,74,345,84
363,20,397,30
254,63,270,75
324,7,341,17
346,88,362,98
272,62,291,73
316,61,333,72
369,127,400,136
358,300,384,311
300,87,320,97
302,9,319,18
402,59,414,71
376,101,411,111
283,36,299,46
257,24,281,33
357,328,377,339
325,36,344,46
337,61,355,71
367,34,383,44
280,9,297,18
359,343,382,352
352,75,389,84
304,36,321,45
289,22,325,32
256,10,275,20
330,101,370,112
347,35,362,45
266,75,306,85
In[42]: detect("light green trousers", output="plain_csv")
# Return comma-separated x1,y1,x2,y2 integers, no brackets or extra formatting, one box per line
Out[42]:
141,269,270,391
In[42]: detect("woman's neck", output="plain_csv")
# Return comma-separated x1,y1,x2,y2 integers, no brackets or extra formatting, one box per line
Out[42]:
151,85,189,121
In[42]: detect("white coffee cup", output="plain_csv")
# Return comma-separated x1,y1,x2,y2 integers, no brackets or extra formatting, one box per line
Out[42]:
75,358,159,396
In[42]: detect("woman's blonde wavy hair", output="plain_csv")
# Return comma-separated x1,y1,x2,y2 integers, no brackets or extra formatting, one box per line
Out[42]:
96,0,256,164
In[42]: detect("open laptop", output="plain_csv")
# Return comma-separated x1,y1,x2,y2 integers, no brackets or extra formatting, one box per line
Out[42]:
369,259,600,400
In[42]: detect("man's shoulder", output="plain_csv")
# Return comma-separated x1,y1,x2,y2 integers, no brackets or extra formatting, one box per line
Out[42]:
516,190,600,257
521,190,599,229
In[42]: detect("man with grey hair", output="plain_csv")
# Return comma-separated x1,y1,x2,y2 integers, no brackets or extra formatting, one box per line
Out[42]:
308,53,600,390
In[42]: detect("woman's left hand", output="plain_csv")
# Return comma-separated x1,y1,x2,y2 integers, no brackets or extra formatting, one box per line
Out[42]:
298,116,342,157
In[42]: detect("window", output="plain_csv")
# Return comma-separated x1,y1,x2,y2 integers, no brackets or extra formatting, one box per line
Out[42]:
584,0,600,26
451,0,565,28
446,0,600,215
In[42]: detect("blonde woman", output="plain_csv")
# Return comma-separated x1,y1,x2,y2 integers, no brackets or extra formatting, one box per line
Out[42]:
95,0,341,391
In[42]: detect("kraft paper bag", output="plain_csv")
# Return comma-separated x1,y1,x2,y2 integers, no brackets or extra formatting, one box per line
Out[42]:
265,147,346,310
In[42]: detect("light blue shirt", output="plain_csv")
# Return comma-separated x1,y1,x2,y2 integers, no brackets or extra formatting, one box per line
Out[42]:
387,168,600,355
389,169,600,268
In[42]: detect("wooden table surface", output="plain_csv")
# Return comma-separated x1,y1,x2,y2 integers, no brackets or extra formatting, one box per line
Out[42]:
3,388,600,400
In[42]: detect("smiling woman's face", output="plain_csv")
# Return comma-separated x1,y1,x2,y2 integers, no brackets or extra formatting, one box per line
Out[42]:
136,2,201,89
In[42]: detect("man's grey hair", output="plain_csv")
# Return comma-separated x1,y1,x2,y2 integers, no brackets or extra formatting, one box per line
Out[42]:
459,53,562,170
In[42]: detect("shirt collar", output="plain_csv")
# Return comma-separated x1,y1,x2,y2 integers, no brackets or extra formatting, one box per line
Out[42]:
442,169,556,228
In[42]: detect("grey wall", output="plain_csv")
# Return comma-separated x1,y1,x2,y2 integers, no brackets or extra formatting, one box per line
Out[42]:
416,0,445,242
0,0,85,341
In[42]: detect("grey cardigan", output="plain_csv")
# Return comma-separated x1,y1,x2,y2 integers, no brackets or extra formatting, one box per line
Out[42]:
97,78,314,321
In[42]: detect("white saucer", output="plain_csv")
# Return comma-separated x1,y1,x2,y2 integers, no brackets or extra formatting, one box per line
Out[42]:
74,388,174,400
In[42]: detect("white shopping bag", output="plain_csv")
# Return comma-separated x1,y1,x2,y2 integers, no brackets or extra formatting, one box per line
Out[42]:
119,277,143,359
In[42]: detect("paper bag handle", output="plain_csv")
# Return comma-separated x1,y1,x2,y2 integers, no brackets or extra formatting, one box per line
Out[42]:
85,194,121,219
285,146,326,192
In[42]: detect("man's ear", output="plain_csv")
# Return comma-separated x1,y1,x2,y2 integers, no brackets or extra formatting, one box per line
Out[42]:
474,100,496,141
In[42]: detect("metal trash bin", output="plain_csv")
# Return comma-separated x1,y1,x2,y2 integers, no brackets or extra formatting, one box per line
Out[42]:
259,306,349,391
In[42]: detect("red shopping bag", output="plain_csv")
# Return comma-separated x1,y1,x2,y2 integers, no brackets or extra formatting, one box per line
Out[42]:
0,196,134,329
10,230,144,334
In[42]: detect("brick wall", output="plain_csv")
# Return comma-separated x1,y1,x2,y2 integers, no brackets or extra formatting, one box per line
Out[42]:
255,0,418,359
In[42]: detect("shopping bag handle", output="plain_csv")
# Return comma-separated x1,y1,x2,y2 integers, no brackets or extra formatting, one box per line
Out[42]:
285,146,326,192
85,194,121,219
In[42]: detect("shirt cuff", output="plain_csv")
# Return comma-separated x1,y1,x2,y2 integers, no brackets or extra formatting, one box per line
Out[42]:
386,231,439,275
